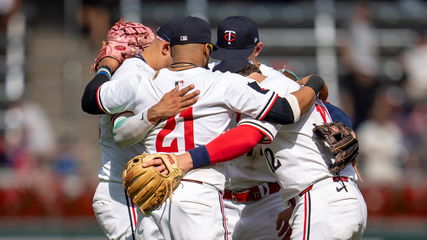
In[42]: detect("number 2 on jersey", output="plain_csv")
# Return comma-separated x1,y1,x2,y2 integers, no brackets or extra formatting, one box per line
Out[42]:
264,147,281,173
155,107,195,152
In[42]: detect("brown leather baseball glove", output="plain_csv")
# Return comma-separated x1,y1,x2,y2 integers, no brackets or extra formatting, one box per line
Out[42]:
313,122,359,174
122,153,183,214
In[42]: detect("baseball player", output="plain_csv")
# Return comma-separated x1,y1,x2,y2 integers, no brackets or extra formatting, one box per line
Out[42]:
209,16,300,240
94,16,327,240
158,59,367,239
81,20,200,240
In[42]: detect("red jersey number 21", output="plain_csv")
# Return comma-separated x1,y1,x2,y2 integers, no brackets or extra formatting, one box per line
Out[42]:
155,107,195,153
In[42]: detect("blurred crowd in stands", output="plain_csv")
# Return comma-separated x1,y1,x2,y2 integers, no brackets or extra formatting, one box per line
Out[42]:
338,2,427,187
0,0,426,218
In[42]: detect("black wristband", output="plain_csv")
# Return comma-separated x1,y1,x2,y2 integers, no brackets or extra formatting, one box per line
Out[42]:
304,76,324,95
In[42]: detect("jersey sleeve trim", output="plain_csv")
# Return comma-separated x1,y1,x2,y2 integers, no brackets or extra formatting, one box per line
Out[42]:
257,93,279,120
284,93,301,122
96,86,109,114
237,121,274,144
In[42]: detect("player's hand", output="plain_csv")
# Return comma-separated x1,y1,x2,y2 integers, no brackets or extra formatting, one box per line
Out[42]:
147,85,200,124
298,75,328,101
276,206,293,240
142,158,169,175
318,82,328,101
142,152,193,175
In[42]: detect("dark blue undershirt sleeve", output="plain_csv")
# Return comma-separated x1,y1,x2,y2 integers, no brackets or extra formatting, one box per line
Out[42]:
81,73,109,114
324,102,353,128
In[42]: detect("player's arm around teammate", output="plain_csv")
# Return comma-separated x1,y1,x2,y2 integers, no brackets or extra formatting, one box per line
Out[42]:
102,56,327,149
138,60,329,177
110,73,326,149
82,57,200,147
111,85,199,147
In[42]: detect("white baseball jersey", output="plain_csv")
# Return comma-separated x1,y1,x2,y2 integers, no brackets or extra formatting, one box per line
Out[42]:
93,58,161,240
260,78,358,201
259,63,285,79
98,63,279,191
96,58,155,183
222,73,300,190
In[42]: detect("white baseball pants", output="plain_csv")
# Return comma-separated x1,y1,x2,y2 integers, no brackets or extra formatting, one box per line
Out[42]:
289,177,367,240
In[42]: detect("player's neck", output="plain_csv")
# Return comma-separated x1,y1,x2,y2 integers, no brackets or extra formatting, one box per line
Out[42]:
169,62,199,71
248,56,261,66
141,51,158,70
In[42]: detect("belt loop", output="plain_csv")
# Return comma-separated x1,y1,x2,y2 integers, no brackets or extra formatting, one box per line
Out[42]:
231,192,237,202
263,183,270,196
257,185,265,198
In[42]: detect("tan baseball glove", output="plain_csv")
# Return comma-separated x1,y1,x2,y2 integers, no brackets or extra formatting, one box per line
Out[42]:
90,19,155,72
122,153,183,214
313,122,359,174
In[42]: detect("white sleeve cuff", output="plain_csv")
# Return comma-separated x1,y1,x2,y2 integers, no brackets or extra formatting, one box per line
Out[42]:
284,94,301,122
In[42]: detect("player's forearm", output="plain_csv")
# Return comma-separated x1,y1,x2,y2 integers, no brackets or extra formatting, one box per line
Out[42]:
181,125,263,171
81,66,112,114
206,125,263,163
290,87,316,116
113,110,155,148
262,75,324,124
293,75,324,114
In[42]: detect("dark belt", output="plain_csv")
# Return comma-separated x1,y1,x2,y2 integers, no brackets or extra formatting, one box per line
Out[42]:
223,182,281,203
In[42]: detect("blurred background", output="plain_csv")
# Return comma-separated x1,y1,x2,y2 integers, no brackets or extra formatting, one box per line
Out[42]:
0,0,426,239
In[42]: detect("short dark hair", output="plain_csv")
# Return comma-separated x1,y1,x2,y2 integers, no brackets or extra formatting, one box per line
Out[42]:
237,64,261,76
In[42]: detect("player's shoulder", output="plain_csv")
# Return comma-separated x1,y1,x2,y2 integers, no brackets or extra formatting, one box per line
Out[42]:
259,74,300,96
213,72,253,91
155,67,215,88
111,58,154,81
121,57,152,71
259,63,283,77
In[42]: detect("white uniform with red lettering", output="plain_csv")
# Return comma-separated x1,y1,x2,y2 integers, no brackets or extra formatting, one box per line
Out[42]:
247,76,368,240
219,65,299,240
92,58,161,240
98,59,280,240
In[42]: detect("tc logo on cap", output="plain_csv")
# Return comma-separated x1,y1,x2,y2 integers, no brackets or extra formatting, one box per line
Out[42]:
224,30,236,45
180,36,188,41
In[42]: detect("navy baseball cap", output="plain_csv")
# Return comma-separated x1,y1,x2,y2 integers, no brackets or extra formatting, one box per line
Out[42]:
213,58,252,73
211,16,259,60
156,20,174,42
161,16,216,47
